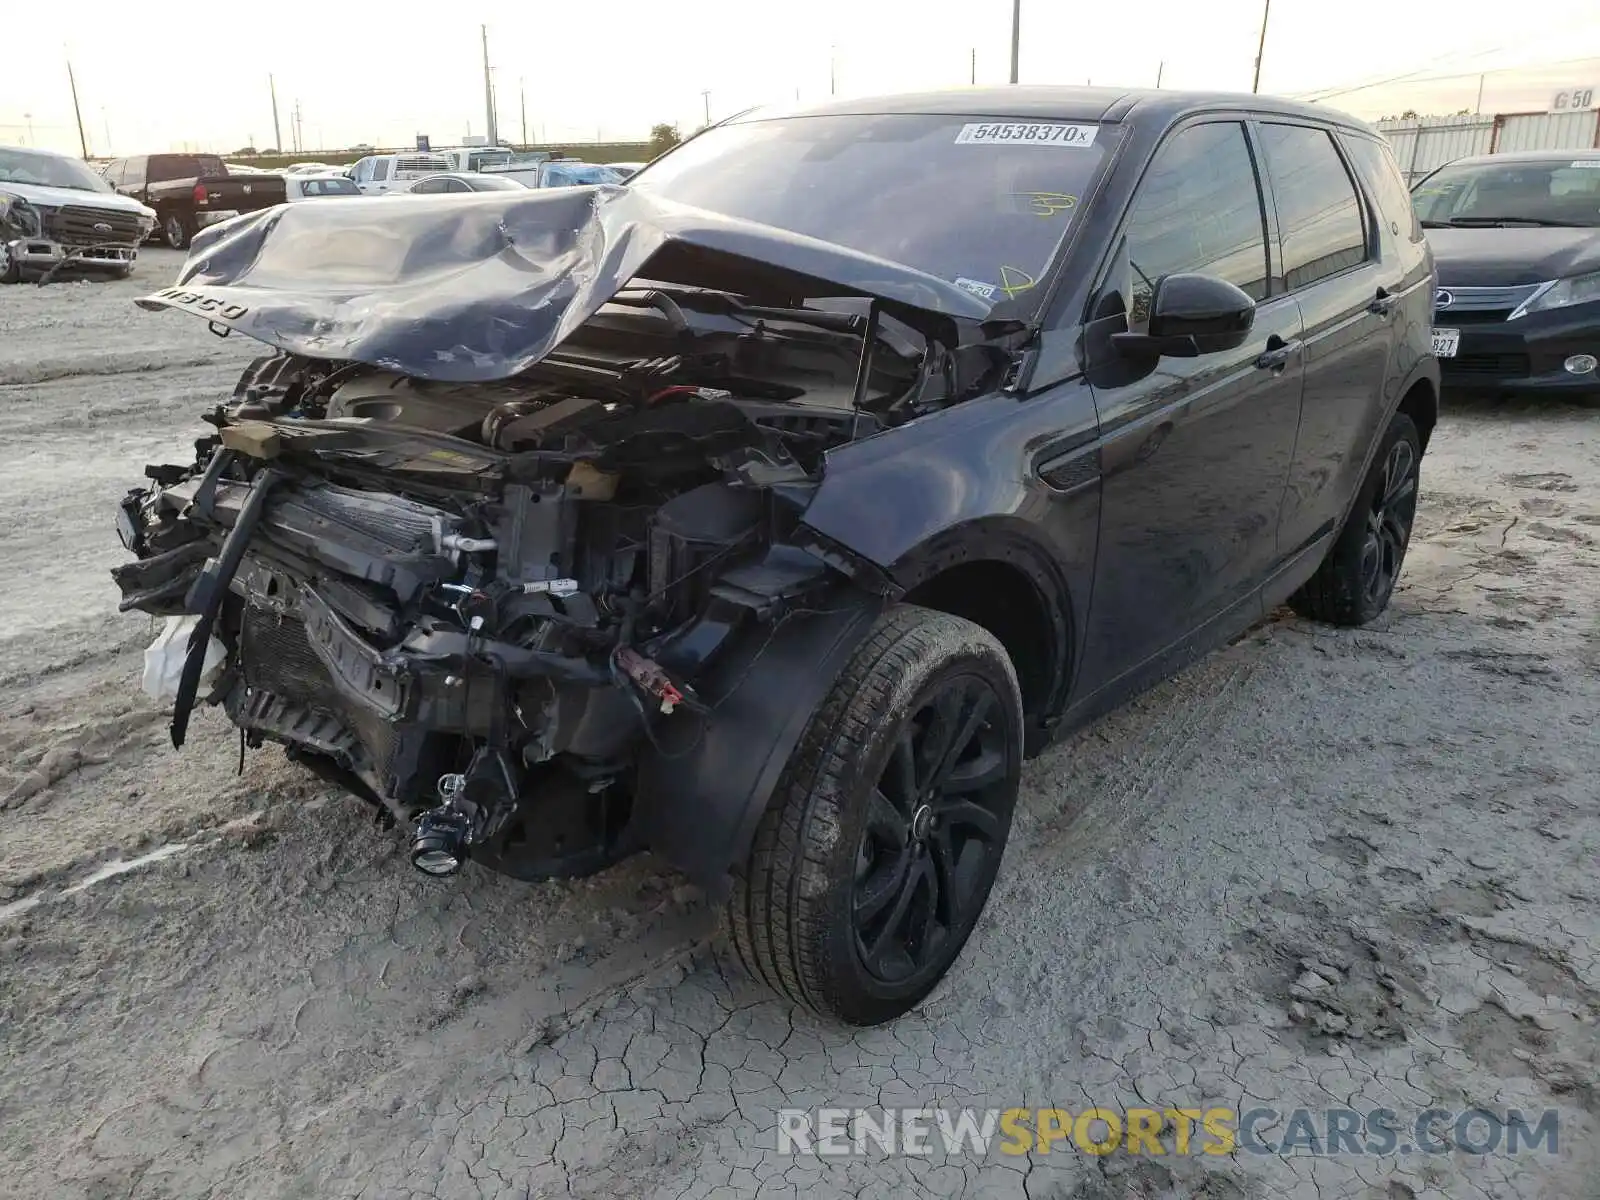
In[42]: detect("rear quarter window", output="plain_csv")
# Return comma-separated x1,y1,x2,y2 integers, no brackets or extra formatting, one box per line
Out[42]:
1341,134,1423,245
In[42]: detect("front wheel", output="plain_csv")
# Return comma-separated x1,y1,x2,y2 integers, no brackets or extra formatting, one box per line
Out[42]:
1290,410,1422,626
727,605,1023,1026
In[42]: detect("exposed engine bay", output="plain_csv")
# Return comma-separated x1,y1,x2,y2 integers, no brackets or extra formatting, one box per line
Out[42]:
114,264,1018,882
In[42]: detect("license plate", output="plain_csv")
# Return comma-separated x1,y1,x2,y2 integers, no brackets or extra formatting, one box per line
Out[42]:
1432,328,1460,358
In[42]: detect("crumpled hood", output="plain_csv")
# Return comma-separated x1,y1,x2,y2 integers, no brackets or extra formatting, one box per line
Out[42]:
1428,227,1600,287
136,184,997,382
0,181,154,219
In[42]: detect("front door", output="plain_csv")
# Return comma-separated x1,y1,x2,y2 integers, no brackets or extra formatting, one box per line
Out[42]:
1076,119,1306,695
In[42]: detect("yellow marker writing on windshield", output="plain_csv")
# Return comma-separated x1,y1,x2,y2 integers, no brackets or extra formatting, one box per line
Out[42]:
1016,192,1078,217
998,265,1037,299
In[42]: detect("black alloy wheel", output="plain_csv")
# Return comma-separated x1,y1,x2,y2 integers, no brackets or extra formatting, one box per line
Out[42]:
1360,435,1418,609
851,674,1012,985
1290,409,1423,626
729,605,1023,1026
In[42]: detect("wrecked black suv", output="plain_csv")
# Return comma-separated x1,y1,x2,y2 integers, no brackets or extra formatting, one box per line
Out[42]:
113,88,1438,1025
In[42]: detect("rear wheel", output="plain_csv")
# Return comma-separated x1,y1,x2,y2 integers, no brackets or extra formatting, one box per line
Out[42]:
161,212,194,250
728,605,1022,1026
1290,410,1422,626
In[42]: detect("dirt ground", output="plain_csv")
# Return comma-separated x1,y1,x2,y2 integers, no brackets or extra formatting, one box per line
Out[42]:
1,250,1597,1200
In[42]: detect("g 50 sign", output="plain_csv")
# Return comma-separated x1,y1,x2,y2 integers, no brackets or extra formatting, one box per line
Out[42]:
1551,88,1595,111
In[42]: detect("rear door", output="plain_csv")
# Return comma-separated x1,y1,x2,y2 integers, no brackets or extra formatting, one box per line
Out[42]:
1076,118,1306,694
1255,122,1399,560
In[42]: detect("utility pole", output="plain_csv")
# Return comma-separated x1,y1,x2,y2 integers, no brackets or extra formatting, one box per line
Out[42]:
481,25,497,146
66,57,89,159
293,100,303,154
1009,0,1021,84
102,107,112,156
1251,0,1272,94
520,77,528,147
1156,60,1164,88
970,46,976,85
701,90,711,125
1474,73,1485,114
269,75,282,152
830,47,836,96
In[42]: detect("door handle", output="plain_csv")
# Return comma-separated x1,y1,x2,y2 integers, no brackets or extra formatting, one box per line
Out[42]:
1254,336,1302,371
1368,287,1400,317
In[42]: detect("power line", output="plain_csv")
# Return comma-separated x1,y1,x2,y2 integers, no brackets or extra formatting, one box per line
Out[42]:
1300,53,1600,102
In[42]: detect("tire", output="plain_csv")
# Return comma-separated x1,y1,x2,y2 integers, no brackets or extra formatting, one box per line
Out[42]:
0,247,20,285
727,605,1023,1026
1290,410,1422,626
161,212,194,250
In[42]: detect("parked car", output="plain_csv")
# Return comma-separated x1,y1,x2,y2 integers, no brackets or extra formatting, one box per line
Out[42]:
285,174,362,201
114,86,1436,1026
103,153,287,250
492,160,626,189
346,152,452,195
432,147,515,173
1413,149,1600,399
400,172,526,194
283,162,336,176
0,144,155,282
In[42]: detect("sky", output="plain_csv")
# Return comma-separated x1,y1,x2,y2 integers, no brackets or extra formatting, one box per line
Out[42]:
3,0,1600,156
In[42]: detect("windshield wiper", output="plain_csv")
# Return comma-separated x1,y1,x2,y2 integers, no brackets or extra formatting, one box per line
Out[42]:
1443,216,1590,228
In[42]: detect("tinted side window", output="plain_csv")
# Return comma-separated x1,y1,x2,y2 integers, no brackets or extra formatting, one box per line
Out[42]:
1258,123,1368,290
1123,121,1269,328
372,159,391,182
1341,134,1423,244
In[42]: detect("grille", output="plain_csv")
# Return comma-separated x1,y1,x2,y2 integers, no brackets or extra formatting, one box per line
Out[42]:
1434,284,1541,323
1442,353,1531,379
45,205,145,248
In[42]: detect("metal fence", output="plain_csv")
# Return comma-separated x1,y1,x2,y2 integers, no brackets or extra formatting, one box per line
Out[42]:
1377,110,1600,182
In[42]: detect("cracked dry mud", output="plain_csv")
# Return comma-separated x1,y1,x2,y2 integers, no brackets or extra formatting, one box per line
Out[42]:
2,252,1598,1200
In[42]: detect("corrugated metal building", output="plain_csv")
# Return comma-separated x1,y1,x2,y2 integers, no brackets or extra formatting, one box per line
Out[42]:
1377,109,1600,181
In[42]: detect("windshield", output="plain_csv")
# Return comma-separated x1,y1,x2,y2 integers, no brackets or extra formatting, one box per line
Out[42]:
0,148,113,193
630,112,1115,302
1413,158,1600,227
543,163,625,187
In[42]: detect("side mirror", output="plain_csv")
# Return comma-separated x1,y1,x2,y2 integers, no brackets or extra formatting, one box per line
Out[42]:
1112,273,1257,360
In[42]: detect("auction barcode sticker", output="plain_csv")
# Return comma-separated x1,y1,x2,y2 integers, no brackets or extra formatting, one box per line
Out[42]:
955,122,1099,147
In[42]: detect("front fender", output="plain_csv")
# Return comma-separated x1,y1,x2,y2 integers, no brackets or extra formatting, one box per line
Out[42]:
631,587,887,896
796,384,1101,723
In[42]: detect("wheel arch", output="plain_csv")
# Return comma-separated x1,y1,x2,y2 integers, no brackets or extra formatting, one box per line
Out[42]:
1396,373,1438,453
889,516,1077,753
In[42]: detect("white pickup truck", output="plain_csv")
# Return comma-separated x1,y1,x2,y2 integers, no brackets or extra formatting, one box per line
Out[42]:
1,145,156,283
346,153,453,195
